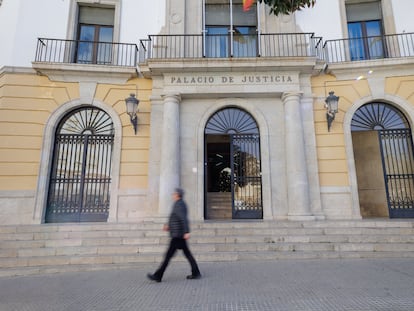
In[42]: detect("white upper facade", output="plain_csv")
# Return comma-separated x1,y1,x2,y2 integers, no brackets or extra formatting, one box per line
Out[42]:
0,0,165,68
1,0,413,68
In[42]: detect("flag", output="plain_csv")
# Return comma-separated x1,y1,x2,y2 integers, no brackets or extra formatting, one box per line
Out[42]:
243,0,254,12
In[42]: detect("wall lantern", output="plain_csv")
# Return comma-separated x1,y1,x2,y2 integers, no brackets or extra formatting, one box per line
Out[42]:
125,93,139,134
325,91,339,132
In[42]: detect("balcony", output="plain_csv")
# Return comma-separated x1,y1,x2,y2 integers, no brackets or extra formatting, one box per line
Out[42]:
33,32,414,77
33,38,139,83
138,33,323,63
35,38,138,66
323,32,414,63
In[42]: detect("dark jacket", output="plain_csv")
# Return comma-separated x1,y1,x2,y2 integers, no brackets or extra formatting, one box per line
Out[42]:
168,199,190,238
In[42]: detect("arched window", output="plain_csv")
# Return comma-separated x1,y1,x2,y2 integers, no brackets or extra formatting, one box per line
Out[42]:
351,102,409,131
205,106,259,134
46,107,114,222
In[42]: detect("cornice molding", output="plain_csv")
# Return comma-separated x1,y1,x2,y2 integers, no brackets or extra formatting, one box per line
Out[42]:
31,62,138,84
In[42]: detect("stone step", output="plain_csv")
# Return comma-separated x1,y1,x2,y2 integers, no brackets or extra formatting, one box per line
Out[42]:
1,220,413,235
2,251,414,278
2,228,414,247
1,220,414,276
2,248,414,277
2,224,413,240
2,233,414,254
206,210,232,220
2,239,414,270
3,240,414,261
205,192,232,219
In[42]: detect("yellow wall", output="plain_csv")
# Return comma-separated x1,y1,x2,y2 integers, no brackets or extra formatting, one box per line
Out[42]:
0,73,78,190
0,72,151,191
385,76,414,101
3,70,414,193
312,73,414,188
95,78,152,189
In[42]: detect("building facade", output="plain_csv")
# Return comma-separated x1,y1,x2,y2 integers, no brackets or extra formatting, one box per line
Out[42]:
1,0,414,225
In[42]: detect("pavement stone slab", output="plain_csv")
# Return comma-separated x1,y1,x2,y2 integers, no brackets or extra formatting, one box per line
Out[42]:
0,258,413,311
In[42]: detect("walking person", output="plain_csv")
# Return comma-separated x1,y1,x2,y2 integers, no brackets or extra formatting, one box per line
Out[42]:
147,188,201,282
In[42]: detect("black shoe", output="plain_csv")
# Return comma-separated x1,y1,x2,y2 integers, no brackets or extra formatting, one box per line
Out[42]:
186,274,202,280
147,273,161,282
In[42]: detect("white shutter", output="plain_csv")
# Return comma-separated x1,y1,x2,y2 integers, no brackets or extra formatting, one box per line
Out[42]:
346,1,381,22
79,6,114,26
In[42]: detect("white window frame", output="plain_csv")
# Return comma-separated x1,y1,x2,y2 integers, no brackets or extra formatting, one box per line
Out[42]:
202,0,261,57
340,0,397,39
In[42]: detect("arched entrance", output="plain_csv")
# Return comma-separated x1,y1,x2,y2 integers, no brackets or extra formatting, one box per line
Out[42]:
351,102,414,218
45,107,114,223
204,107,263,219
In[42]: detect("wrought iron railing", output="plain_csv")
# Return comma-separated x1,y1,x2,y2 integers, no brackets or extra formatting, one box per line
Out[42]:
35,38,138,67
138,33,323,62
36,33,414,66
323,32,414,63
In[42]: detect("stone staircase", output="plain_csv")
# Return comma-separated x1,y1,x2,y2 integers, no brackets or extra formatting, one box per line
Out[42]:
1,220,414,277
206,192,232,219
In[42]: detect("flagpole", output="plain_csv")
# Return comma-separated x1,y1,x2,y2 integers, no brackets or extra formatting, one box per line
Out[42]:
202,0,206,57
230,0,233,57
257,1,261,57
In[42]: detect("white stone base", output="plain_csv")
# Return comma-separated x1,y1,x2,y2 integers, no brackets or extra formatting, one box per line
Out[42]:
320,187,362,220
0,190,36,224
109,189,153,223
287,215,316,221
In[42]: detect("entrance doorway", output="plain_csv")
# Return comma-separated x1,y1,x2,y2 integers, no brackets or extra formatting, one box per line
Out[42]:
352,102,414,218
45,107,114,223
204,107,263,220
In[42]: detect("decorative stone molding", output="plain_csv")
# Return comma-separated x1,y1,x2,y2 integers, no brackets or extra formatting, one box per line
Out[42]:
32,62,137,84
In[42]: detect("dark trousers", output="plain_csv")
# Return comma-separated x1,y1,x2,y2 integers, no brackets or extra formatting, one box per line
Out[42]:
154,238,200,280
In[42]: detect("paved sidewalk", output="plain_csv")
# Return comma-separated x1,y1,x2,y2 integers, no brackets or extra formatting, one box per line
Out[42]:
0,258,413,311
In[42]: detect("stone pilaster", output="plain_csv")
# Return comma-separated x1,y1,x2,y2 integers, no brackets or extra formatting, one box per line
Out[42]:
301,96,325,219
158,94,181,216
282,92,315,220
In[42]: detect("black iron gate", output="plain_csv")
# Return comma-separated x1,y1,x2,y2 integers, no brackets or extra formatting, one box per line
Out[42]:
352,102,414,218
231,134,263,219
46,107,114,223
379,129,414,218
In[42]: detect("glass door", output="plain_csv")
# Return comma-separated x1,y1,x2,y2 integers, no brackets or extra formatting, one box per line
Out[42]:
77,24,113,64
204,0,257,57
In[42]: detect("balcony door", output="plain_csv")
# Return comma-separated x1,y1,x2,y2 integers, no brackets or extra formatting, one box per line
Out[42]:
204,0,258,58
346,1,385,61
76,6,114,64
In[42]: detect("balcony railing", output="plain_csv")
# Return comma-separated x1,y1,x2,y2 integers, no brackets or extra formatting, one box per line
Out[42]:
324,32,414,63
35,38,138,67
139,33,323,62
35,33,414,68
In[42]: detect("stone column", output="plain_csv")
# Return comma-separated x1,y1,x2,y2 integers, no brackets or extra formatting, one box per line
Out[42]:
158,94,181,216
282,92,315,220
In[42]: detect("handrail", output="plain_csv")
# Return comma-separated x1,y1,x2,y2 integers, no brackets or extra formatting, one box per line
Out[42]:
324,32,414,63
35,38,138,67
35,33,414,66
139,33,322,62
